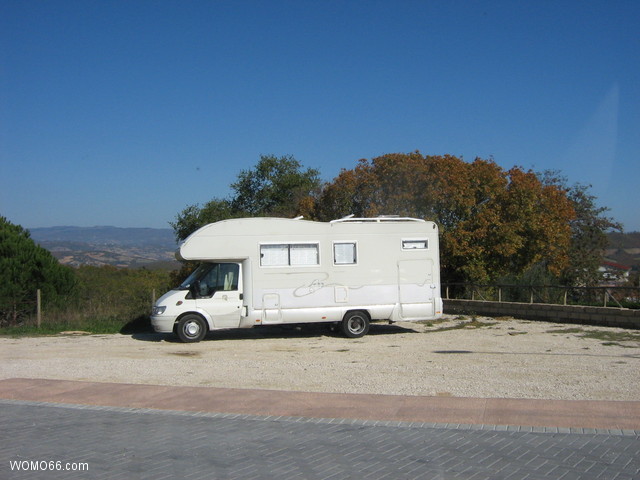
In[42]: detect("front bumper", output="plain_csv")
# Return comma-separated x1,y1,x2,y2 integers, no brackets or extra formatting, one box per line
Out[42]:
151,315,176,333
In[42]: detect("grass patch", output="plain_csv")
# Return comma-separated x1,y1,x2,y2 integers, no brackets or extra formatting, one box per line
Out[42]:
0,324,77,337
581,330,640,343
426,319,498,333
547,327,585,335
546,327,640,347
417,318,453,328
0,315,150,337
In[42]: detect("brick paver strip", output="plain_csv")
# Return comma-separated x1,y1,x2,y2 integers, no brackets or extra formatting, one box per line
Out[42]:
1,378,639,431
1,401,638,480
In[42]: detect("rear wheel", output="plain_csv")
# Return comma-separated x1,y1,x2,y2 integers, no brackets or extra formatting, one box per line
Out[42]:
176,314,207,343
341,311,370,338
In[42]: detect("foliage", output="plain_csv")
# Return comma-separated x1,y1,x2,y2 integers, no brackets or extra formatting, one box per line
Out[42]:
73,266,172,322
169,151,620,287
316,153,576,284
172,155,321,241
0,217,180,334
540,171,623,286
496,263,562,303
170,200,235,243
313,158,383,220
169,262,198,289
231,154,321,217
0,265,173,335
0,216,77,326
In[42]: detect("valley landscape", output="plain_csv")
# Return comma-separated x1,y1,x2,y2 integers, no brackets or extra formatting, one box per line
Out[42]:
27,226,640,273
29,226,179,269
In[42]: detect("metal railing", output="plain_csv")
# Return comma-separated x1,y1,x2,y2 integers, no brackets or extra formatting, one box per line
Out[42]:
442,283,640,309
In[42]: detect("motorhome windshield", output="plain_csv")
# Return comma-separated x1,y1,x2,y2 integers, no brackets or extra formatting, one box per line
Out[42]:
178,264,214,290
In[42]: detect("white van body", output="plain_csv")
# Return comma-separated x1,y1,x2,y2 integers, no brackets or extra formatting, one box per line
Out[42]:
151,216,442,342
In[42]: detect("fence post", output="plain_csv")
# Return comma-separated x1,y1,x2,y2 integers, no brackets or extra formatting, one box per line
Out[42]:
563,289,568,306
530,287,534,304
36,289,42,328
498,287,502,303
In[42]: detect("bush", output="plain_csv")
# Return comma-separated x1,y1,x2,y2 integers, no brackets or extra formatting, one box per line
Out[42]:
0,217,77,326
0,265,174,335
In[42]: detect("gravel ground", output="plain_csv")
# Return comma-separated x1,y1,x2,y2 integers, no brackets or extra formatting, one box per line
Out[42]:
1,315,639,401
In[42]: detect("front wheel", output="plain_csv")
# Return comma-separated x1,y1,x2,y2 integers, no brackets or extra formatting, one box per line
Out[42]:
176,314,207,343
341,311,370,338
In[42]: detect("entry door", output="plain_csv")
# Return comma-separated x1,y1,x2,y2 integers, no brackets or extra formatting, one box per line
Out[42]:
398,259,435,319
196,263,243,328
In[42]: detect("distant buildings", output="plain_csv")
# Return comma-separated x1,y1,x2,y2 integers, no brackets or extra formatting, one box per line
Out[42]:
599,260,632,285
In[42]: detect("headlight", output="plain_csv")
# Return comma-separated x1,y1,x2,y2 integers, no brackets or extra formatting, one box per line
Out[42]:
152,306,166,315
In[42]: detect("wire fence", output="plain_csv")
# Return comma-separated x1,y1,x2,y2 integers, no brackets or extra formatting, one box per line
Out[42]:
1,288,160,329
5,284,639,330
442,283,640,309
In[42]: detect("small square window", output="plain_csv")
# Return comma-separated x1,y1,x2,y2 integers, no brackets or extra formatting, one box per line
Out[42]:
334,242,357,265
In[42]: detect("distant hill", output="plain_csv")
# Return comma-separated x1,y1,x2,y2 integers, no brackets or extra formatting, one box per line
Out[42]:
29,226,179,269
28,226,639,272
605,231,640,271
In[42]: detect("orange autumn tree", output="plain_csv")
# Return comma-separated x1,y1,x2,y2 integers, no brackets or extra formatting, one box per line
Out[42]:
316,152,575,283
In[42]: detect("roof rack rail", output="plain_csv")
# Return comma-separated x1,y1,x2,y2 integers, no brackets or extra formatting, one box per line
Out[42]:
330,215,424,224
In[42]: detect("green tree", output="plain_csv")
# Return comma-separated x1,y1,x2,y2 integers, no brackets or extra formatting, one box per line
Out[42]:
172,155,321,241
170,200,235,242
231,154,321,217
540,172,623,286
0,217,76,326
566,184,622,286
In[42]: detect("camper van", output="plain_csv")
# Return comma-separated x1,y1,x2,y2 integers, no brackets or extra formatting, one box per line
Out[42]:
151,216,442,342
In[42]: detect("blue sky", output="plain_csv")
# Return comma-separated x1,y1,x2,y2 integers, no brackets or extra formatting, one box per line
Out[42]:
1,0,639,231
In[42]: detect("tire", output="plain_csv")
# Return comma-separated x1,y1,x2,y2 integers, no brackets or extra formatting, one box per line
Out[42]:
176,314,207,343
341,311,370,338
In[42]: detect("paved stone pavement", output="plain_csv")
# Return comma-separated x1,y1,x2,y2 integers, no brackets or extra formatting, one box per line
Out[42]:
2,399,639,480
2,378,639,431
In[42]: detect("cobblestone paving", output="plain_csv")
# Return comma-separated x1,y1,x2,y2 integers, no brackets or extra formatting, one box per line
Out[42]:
1,401,639,480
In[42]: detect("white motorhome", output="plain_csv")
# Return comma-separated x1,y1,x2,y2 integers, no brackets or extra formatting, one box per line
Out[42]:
151,216,442,342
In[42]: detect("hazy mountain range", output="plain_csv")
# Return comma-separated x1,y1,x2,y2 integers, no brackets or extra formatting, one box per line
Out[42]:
27,225,640,271
29,226,179,269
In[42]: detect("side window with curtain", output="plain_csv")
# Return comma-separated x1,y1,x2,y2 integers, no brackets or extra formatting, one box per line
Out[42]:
260,243,319,266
